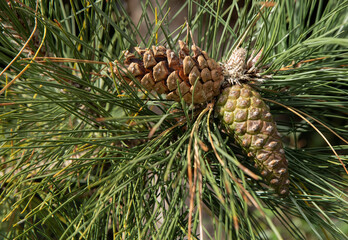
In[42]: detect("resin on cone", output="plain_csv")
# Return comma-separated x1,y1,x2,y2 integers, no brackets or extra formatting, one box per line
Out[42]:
111,41,224,104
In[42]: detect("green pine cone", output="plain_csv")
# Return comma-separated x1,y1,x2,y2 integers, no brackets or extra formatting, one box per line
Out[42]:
216,84,289,196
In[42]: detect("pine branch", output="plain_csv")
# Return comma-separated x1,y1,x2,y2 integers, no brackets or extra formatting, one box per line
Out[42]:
1,0,347,239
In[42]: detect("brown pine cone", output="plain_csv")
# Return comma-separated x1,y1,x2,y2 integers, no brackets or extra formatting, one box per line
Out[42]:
111,41,224,104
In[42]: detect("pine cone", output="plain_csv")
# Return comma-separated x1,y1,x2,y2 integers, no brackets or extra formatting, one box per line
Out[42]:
216,84,290,196
111,41,224,104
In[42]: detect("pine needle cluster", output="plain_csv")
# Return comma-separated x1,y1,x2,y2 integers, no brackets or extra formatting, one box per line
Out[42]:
0,0,347,239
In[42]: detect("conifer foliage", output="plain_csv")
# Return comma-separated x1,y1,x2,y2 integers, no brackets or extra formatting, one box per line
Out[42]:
0,1,347,239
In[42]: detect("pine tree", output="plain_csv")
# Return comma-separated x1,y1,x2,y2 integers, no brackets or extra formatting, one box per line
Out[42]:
1,1,347,239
